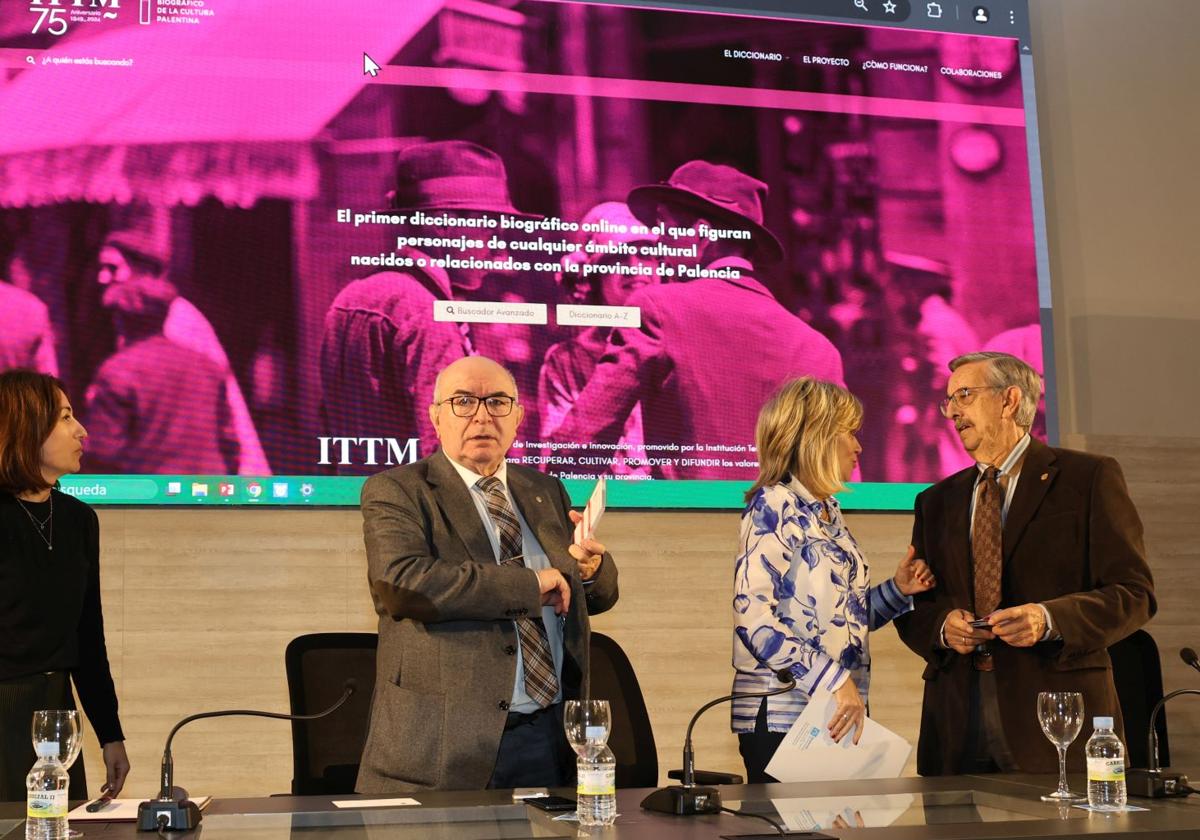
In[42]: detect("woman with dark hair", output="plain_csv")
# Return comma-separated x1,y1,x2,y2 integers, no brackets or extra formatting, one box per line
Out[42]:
0,369,129,802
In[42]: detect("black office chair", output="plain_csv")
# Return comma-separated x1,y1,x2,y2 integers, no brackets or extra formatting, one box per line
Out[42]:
588,632,659,788
1108,629,1169,769
284,632,378,794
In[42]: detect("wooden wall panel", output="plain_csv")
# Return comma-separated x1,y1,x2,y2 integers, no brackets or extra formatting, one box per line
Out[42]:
76,436,1197,797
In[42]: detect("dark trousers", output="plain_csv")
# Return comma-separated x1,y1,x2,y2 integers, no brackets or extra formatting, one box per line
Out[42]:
487,703,573,790
959,669,1018,774
737,698,785,784
0,671,87,802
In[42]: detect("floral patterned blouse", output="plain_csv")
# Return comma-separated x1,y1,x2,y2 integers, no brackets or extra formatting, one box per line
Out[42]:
731,475,912,733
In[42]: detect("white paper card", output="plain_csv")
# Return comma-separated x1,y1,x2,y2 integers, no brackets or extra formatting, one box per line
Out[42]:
67,796,211,822
765,686,912,782
332,798,421,809
573,477,607,544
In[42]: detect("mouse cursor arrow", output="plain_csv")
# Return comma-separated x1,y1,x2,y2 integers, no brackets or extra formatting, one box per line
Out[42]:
363,53,381,77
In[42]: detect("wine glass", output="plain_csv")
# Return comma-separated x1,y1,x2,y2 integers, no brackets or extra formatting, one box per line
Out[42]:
1037,691,1085,802
33,710,84,836
563,700,610,758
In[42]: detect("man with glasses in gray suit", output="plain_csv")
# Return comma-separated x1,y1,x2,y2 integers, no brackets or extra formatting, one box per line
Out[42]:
356,355,619,793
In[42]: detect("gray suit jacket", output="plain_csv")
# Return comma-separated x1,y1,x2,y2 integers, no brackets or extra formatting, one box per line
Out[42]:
355,450,619,792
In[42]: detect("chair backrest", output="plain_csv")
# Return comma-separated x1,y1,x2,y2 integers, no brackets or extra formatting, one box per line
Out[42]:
285,632,378,795
1108,629,1169,768
588,632,658,788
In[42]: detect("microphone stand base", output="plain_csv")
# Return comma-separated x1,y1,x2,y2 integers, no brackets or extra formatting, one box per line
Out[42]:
1127,768,1190,798
640,784,722,815
137,799,203,831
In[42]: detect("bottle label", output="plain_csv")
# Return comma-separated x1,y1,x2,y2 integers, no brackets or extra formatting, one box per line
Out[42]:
1087,756,1126,783
577,768,616,796
33,741,60,759
28,789,68,819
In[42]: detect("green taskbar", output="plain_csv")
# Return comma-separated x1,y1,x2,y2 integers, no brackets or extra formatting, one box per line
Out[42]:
57,475,927,512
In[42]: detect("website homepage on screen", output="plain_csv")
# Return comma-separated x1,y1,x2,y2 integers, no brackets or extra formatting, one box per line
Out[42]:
0,0,1051,508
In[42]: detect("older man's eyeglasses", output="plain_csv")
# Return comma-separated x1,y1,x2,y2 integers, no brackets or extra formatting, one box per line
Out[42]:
438,394,517,418
939,386,1001,417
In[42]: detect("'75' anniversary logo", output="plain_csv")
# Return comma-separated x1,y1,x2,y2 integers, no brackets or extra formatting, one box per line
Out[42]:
29,0,122,36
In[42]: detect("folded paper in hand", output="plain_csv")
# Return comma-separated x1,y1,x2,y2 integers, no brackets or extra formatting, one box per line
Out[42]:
765,687,912,782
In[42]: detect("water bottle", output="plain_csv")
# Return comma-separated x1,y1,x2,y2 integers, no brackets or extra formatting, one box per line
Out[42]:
26,742,69,840
1086,716,1127,810
576,745,617,827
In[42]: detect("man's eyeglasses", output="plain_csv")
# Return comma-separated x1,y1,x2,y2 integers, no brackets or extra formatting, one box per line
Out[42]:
438,394,517,418
939,386,1001,417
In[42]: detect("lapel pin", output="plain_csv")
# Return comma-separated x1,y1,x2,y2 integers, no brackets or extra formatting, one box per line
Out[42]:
535,495,543,503
1040,473,1048,481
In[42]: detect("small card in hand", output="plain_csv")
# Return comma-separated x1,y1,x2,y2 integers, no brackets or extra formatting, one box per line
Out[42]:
573,477,607,544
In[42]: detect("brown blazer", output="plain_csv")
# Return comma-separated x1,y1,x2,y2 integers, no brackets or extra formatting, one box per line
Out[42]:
894,438,1155,775
355,451,619,793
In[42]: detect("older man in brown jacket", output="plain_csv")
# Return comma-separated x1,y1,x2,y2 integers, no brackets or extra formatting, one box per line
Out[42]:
356,356,618,793
896,351,1155,775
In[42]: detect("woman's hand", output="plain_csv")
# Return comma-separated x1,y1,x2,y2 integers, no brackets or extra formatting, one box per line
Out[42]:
893,545,936,596
101,741,130,797
827,677,866,745
832,811,866,829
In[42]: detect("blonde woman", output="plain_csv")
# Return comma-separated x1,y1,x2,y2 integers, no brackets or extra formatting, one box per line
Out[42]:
731,378,935,782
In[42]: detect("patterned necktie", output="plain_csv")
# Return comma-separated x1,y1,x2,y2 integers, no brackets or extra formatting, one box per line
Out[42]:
972,466,1002,672
476,475,559,707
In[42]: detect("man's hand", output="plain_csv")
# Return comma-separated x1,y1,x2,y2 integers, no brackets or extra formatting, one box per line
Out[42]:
101,741,130,797
567,510,604,580
943,608,994,655
893,545,936,595
989,603,1047,647
536,568,571,614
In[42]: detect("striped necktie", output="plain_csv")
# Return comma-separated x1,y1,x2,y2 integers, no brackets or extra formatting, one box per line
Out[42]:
477,476,559,707
972,466,1002,672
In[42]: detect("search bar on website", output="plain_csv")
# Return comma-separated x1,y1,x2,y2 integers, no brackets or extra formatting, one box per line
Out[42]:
674,0,912,23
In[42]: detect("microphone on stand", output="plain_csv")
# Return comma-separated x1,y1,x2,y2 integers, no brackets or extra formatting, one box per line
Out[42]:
137,679,357,831
641,669,796,816
1180,647,1200,676
1126,664,1199,799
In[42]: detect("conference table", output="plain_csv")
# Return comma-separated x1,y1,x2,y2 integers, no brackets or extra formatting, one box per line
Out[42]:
4,775,1199,840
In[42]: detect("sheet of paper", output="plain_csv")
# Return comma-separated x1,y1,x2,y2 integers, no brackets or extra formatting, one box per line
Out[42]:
332,798,421,809
68,796,211,822
573,477,607,544
765,686,912,782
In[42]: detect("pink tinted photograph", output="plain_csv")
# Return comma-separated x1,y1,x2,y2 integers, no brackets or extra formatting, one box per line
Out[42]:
0,0,1042,484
